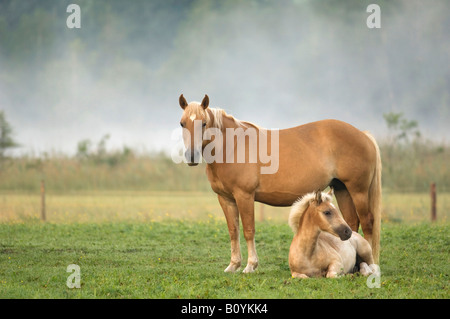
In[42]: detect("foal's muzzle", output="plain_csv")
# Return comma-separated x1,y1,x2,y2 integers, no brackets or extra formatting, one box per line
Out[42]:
337,225,352,241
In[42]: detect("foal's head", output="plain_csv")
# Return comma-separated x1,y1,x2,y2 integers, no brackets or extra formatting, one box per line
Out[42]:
178,94,211,166
290,189,352,241
310,189,352,240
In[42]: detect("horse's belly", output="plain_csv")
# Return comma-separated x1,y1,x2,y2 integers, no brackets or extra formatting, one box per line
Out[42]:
256,159,334,206
255,190,301,206
255,174,332,206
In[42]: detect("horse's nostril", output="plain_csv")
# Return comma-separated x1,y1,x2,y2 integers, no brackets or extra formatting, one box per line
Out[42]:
184,149,196,163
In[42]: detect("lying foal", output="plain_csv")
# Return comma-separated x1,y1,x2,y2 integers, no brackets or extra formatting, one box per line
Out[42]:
288,189,379,278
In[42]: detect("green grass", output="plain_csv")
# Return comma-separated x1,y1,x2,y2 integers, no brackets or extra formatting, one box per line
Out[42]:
0,221,448,298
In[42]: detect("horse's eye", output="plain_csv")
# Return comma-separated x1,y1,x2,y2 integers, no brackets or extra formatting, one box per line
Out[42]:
323,211,331,216
202,122,206,127
180,122,184,127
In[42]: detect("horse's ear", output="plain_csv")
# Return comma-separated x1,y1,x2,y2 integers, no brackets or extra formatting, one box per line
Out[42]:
201,94,209,109
327,187,334,197
179,94,188,110
314,189,322,205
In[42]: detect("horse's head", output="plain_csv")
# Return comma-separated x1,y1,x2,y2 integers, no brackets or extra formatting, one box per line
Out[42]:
178,94,210,166
311,188,352,241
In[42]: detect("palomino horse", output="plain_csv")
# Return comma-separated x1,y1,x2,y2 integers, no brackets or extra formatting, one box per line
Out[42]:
178,94,381,273
288,189,379,278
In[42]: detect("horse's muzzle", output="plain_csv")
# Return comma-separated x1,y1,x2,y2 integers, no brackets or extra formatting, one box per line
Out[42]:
187,162,199,166
185,148,201,166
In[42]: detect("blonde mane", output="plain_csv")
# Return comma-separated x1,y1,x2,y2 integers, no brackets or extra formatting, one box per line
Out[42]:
185,102,258,131
288,191,333,234
209,107,225,130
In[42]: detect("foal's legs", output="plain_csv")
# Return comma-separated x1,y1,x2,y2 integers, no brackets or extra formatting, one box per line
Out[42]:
218,195,241,272
234,191,258,273
326,260,345,278
292,272,309,279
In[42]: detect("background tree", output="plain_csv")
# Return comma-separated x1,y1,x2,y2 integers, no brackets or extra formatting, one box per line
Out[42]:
383,112,421,144
0,110,19,158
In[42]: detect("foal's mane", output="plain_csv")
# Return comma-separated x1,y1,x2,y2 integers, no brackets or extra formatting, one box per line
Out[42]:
288,191,333,234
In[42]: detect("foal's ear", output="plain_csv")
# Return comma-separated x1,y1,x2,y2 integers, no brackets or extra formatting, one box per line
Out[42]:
314,189,322,205
201,94,209,109
179,94,188,110
327,187,334,197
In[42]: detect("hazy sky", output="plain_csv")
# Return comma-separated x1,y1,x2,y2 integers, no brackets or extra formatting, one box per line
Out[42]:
1,0,449,156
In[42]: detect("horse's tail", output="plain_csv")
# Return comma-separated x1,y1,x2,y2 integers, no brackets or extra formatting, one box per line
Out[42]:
364,131,382,264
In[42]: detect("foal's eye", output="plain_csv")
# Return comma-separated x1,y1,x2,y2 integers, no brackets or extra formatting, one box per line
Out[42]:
180,122,184,127
323,211,331,216
202,122,206,127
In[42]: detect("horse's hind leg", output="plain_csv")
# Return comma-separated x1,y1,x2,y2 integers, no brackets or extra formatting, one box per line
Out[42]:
218,195,241,272
352,232,374,265
351,233,379,276
348,191,374,249
331,180,360,231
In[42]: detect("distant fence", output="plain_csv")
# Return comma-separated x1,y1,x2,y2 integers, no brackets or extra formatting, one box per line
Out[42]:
431,183,437,222
36,181,440,223
41,180,46,222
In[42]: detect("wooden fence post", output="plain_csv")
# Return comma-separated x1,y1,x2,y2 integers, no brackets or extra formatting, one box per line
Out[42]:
259,203,265,222
430,182,436,222
41,180,46,222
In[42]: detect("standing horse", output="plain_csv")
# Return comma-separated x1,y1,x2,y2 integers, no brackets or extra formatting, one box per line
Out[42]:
178,94,381,273
288,189,379,278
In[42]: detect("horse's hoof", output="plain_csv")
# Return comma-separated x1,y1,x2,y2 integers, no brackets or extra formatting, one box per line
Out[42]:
224,263,241,273
242,264,257,273
369,264,381,277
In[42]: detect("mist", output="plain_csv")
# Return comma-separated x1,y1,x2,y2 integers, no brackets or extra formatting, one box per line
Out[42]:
1,0,449,157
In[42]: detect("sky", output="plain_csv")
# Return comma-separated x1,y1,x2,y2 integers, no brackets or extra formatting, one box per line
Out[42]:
1,0,449,157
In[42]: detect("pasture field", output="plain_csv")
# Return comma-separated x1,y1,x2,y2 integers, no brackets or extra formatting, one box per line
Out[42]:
0,191,449,299
0,221,448,299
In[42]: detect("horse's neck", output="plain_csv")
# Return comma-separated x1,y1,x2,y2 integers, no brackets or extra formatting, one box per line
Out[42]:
205,112,257,169
221,112,250,130
295,212,321,257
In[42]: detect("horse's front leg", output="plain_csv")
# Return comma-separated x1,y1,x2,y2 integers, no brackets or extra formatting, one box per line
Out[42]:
218,195,241,272
234,191,258,273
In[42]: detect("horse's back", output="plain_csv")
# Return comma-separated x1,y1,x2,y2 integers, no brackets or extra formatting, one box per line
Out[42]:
281,119,372,152
257,119,375,204
278,119,377,181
